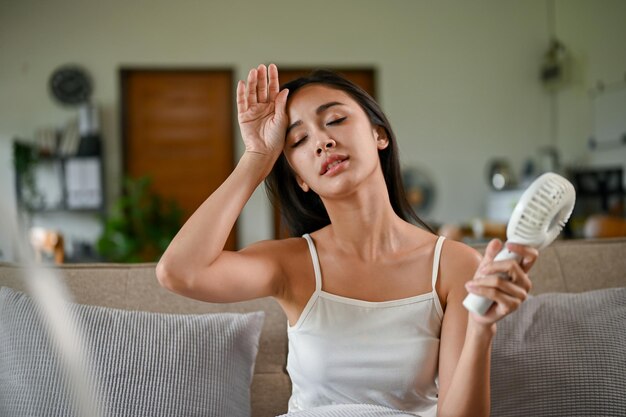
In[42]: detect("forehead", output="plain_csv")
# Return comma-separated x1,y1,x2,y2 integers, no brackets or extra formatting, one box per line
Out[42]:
286,84,357,117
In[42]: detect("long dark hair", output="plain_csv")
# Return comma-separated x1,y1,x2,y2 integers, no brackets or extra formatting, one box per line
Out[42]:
265,69,434,237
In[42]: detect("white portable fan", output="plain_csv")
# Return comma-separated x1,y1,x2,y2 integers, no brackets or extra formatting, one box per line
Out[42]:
463,172,576,316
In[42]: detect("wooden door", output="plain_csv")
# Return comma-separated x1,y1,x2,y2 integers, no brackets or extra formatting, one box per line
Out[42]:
121,69,236,250
273,68,376,239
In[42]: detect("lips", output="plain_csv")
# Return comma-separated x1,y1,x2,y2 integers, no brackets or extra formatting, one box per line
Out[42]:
320,154,349,175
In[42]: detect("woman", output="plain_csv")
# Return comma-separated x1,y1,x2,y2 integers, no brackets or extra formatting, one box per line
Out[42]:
156,63,537,417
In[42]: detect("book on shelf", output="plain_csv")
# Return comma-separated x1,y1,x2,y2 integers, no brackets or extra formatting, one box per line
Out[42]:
60,121,81,156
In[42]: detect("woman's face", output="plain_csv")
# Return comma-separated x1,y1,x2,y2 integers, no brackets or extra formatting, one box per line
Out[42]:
283,84,389,198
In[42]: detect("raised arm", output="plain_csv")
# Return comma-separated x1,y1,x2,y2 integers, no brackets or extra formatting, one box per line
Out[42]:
156,64,290,303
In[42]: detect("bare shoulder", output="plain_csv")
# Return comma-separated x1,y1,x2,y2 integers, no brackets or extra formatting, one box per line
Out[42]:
440,239,482,277
438,239,482,304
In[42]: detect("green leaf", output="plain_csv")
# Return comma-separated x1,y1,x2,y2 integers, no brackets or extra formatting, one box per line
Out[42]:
96,175,183,263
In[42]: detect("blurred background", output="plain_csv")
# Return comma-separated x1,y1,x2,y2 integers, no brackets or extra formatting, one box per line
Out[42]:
1,0,625,263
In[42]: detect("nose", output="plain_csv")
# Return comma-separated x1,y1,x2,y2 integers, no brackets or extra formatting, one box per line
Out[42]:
316,138,336,155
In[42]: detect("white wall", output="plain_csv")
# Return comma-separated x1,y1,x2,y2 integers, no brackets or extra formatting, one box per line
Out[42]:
554,0,626,172
0,0,624,256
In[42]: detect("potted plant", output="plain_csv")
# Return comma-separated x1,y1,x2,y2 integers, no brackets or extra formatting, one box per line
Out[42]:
97,176,182,263
13,140,44,212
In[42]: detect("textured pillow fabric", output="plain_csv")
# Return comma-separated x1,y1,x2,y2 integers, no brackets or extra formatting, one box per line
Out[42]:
491,287,626,417
0,286,264,417
277,404,420,416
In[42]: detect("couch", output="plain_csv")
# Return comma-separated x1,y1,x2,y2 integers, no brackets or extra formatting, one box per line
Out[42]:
1,237,625,417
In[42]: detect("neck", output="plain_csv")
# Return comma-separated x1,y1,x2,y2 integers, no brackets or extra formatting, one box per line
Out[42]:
321,174,408,261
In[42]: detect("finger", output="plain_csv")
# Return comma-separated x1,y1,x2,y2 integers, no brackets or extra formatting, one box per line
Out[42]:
257,64,268,103
247,68,258,105
506,243,539,272
274,88,289,120
481,261,532,292
485,239,504,260
465,281,525,315
268,63,280,102
466,274,529,300
490,291,523,317
477,239,503,271
236,80,247,113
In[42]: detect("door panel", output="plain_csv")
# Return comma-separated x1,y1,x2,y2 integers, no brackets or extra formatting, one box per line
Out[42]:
122,69,236,250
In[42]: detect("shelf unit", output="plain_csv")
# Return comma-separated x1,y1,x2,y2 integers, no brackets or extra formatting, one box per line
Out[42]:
15,151,105,214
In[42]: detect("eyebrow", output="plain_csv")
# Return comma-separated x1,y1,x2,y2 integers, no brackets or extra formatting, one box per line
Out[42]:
286,101,345,136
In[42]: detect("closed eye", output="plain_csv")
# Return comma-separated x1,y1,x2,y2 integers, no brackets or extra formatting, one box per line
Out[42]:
291,117,345,148
327,117,347,126
291,135,308,148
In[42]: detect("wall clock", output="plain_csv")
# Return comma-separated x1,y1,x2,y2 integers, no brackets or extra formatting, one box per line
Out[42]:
49,65,92,105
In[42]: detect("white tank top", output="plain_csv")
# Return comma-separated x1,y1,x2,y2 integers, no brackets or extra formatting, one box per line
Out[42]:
286,234,445,416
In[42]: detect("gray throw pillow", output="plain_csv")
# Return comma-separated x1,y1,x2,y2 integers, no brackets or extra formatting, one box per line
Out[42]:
491,287,626,417
0,286,264,417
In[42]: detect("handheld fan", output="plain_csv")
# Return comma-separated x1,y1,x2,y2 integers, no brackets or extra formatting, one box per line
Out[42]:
463,172,576,316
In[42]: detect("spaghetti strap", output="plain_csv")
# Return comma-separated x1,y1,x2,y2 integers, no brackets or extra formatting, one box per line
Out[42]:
431,236,446,318
302,234,322,293
431,236,445,288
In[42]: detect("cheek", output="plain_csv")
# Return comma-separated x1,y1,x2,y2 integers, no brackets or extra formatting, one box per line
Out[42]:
284,151,312,180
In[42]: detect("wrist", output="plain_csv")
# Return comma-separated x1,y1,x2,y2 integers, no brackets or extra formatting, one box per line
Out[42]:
466,319,496,342
239,151,278,181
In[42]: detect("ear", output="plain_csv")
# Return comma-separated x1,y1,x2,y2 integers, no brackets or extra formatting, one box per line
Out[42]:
295,174,310,192
374,126,389,150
